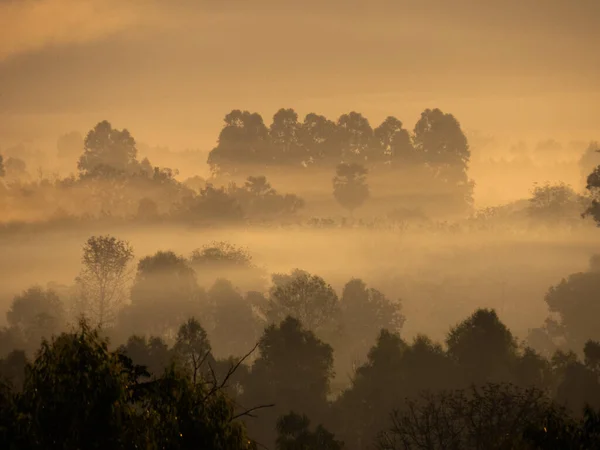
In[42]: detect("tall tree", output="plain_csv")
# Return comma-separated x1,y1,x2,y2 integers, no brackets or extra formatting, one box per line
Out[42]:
373,116,415,165
298,113,338,166
339,279,405,362
413,108,470,179
75,235,134,328
242,317,334,447
77,121,139,177
584,163,600,225
173,318,213,384
6,286,64,351
544,269,600,350
276,412,343,450
207,110,270,174
266,270,341,337
446,309,518,384
123,251,204,339
270,108,303,165
336,112,374,162
332,163,370,215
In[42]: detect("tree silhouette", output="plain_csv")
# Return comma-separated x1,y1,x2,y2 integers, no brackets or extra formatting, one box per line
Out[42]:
77,121,139,177
74,235,134,328
173,318,213,384
6,286,64,351
336,112,373,163
378,383,556,450
298,113,338,165
528,182,585,225
206,279,261,359
544,269,600,350
118,335,171,378
123,251,204,338
18,320,144,449
332,163,370,214
270,108,303,165
266,270,341,337
584,163,600,225
208,110,271,174
0,154,5,177
339,279,405,362
276,412,343,450
373,116,415,165
446,309,518,384
242,317,334,447
413,108,473,209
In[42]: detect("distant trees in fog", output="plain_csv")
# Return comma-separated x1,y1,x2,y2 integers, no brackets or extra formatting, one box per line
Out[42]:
1,234,600,447
207,107,474,212
74,235,134,328
333,163,370,214
527,182,587,226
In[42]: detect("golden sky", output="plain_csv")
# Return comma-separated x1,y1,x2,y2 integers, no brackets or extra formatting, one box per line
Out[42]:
0,0,599,150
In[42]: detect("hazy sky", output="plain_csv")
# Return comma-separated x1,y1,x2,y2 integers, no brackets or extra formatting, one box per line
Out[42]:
0,0,599,150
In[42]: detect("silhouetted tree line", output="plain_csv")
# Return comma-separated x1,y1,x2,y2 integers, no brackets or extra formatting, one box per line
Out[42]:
1,236,600,449
207,108,474,212
0,120,305,225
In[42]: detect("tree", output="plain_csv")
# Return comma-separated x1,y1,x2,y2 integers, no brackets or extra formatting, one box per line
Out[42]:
206,279,261,359
334,331,459,449
228,175,305,218
336,112,374,162
0,154,5,177
332,163,370,214
544,269,600,351
11,319,257,449
446,309,518,384
4,157,27,179
242,317,334,447
339,279,405,363
189,241,267,291
18,320,143,449
136,197,159,220
77,120,139,177
207,110,271,174
413,108,473,209
373,116,415,165
578,141,600,186
173,318,213,384
378,383,556,450
525,405,600,449
528,182,585,225
118,335,172,378
276,412,343,450
75,235,134,328
124,251,204,339
413,108,470,178
270,108,303,165
177,184,244,223
6,286,64,351
298,113,338,165
267,270,341,337
584,163,600,225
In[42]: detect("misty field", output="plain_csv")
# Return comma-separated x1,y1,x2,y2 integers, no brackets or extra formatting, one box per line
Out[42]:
1,222,595,344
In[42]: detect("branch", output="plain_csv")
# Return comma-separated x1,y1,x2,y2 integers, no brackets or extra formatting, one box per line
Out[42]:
231,403,275,421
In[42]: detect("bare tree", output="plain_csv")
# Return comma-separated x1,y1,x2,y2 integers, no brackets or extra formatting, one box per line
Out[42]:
75,235,134,328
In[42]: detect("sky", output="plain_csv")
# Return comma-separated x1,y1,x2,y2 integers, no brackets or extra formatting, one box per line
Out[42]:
0,0,599,151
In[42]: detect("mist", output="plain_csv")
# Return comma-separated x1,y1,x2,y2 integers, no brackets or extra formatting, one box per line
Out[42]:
1,1,600,449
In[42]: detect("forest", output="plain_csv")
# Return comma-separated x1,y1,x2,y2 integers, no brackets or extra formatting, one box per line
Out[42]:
1,106,600,449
